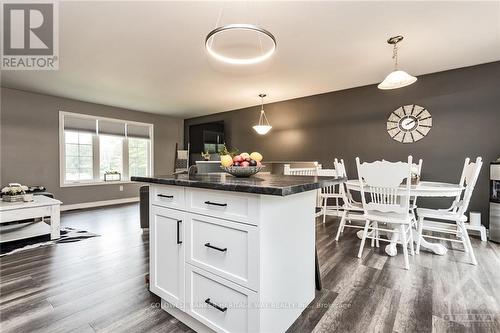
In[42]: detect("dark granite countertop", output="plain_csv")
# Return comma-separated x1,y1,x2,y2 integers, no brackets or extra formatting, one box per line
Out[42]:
132,173,346,196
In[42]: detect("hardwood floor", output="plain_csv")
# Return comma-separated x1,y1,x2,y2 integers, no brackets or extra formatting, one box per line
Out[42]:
1,203,499,332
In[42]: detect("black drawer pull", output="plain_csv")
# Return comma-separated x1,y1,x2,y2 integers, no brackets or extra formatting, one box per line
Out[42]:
204,243,227,252
157,194,174,199
177,220,182,244
204,201,227,207
205,298,227,312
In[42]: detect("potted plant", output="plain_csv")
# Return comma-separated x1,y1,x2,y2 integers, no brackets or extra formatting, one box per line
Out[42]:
201,151,211,161
104,170,121,181
1,183,33,202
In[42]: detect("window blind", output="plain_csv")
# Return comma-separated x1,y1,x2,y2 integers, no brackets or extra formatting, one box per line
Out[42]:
64,115,97,133
99,120,126,137
127,124,151,139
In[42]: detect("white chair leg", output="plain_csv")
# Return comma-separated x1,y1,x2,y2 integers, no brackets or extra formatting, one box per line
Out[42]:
411,209,417,227
342,218,350,232
357,220,370,259
459,222,477,265
408,224,415,256
335,197,339,217
335,210,347,241
457,224,469,253
400,224,410,270
322,197,327,224
375,226,380,248
416,216,424,255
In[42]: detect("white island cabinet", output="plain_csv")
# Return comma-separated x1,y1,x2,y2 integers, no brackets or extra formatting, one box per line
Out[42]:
135,173,344,333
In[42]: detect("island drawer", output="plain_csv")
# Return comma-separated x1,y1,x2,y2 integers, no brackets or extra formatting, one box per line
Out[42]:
186,213,258,291
151,185,185,210
185,188,260,225
185,264,259,333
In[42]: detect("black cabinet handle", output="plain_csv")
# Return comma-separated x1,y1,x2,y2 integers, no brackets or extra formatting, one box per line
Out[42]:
177,220,182,244
157,194,174,199
204,201,227,207
204,243,227,252
205,298,227,312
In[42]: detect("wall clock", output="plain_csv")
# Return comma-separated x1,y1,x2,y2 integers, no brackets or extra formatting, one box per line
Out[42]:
387,104,432,143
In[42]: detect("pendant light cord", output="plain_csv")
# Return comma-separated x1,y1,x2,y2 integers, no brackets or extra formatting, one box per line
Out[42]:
210,2,225,48
392,43,399,70
259,95,270,126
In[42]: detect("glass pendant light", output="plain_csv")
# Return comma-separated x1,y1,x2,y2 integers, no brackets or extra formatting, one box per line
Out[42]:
378,36,417,90
253,94,272,135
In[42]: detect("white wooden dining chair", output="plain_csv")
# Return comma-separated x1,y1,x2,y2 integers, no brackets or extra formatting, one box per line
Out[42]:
283,164,319,176
317,168,343,223
284,164,323,217
356,156,415,270
416,157,483,265
334,158,365,241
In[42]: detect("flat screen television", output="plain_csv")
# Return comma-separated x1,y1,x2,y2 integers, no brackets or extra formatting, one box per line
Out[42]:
188,121,225,164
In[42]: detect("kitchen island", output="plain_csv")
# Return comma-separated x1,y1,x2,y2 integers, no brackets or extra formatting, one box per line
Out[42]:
132,173,345,333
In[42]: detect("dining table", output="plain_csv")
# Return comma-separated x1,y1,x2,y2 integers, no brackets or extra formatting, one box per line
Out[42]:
345,180,464,256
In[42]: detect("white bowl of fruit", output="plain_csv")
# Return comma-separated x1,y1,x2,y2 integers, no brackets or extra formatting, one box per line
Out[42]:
220,152,264,177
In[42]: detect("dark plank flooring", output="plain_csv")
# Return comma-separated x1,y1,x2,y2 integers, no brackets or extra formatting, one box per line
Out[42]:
1,203,499,333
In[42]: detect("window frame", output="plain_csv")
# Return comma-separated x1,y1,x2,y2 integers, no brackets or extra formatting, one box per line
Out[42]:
59,111,154,187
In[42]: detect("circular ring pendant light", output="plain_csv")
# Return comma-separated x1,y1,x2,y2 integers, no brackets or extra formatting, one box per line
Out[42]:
205,24,277,65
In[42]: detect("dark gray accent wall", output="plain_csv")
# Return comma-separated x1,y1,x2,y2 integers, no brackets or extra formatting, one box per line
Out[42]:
1,88,183,206
185,62,500,227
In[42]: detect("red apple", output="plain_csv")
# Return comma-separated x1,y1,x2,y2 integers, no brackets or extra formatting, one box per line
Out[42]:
241,161,250,167
233,155,243,163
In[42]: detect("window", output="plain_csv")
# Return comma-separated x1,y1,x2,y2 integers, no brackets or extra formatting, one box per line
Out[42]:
99,135,123,179
64,131,93,181
60,112,153,186
129,138,150,177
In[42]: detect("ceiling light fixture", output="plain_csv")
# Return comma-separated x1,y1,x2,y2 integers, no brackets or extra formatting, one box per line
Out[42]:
253,94,272,135
378,35,417,90
205,24,277,65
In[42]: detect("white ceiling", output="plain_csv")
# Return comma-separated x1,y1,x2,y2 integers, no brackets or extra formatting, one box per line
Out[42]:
2,1,500,118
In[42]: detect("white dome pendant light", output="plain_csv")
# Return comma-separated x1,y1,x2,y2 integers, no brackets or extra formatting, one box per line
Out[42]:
378,36,417,90
253,94,272,135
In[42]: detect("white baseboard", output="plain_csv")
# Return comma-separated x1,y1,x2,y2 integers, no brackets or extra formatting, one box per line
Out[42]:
61,197,139,211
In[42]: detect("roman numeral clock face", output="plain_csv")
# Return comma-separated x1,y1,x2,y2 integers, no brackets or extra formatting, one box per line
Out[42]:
387,105,432,143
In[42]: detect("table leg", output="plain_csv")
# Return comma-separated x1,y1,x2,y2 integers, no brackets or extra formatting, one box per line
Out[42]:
358,227,448,256
412,229,447,255
50,205,61,240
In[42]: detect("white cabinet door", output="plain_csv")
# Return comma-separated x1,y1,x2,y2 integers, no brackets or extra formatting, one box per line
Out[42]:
150,205,185,307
